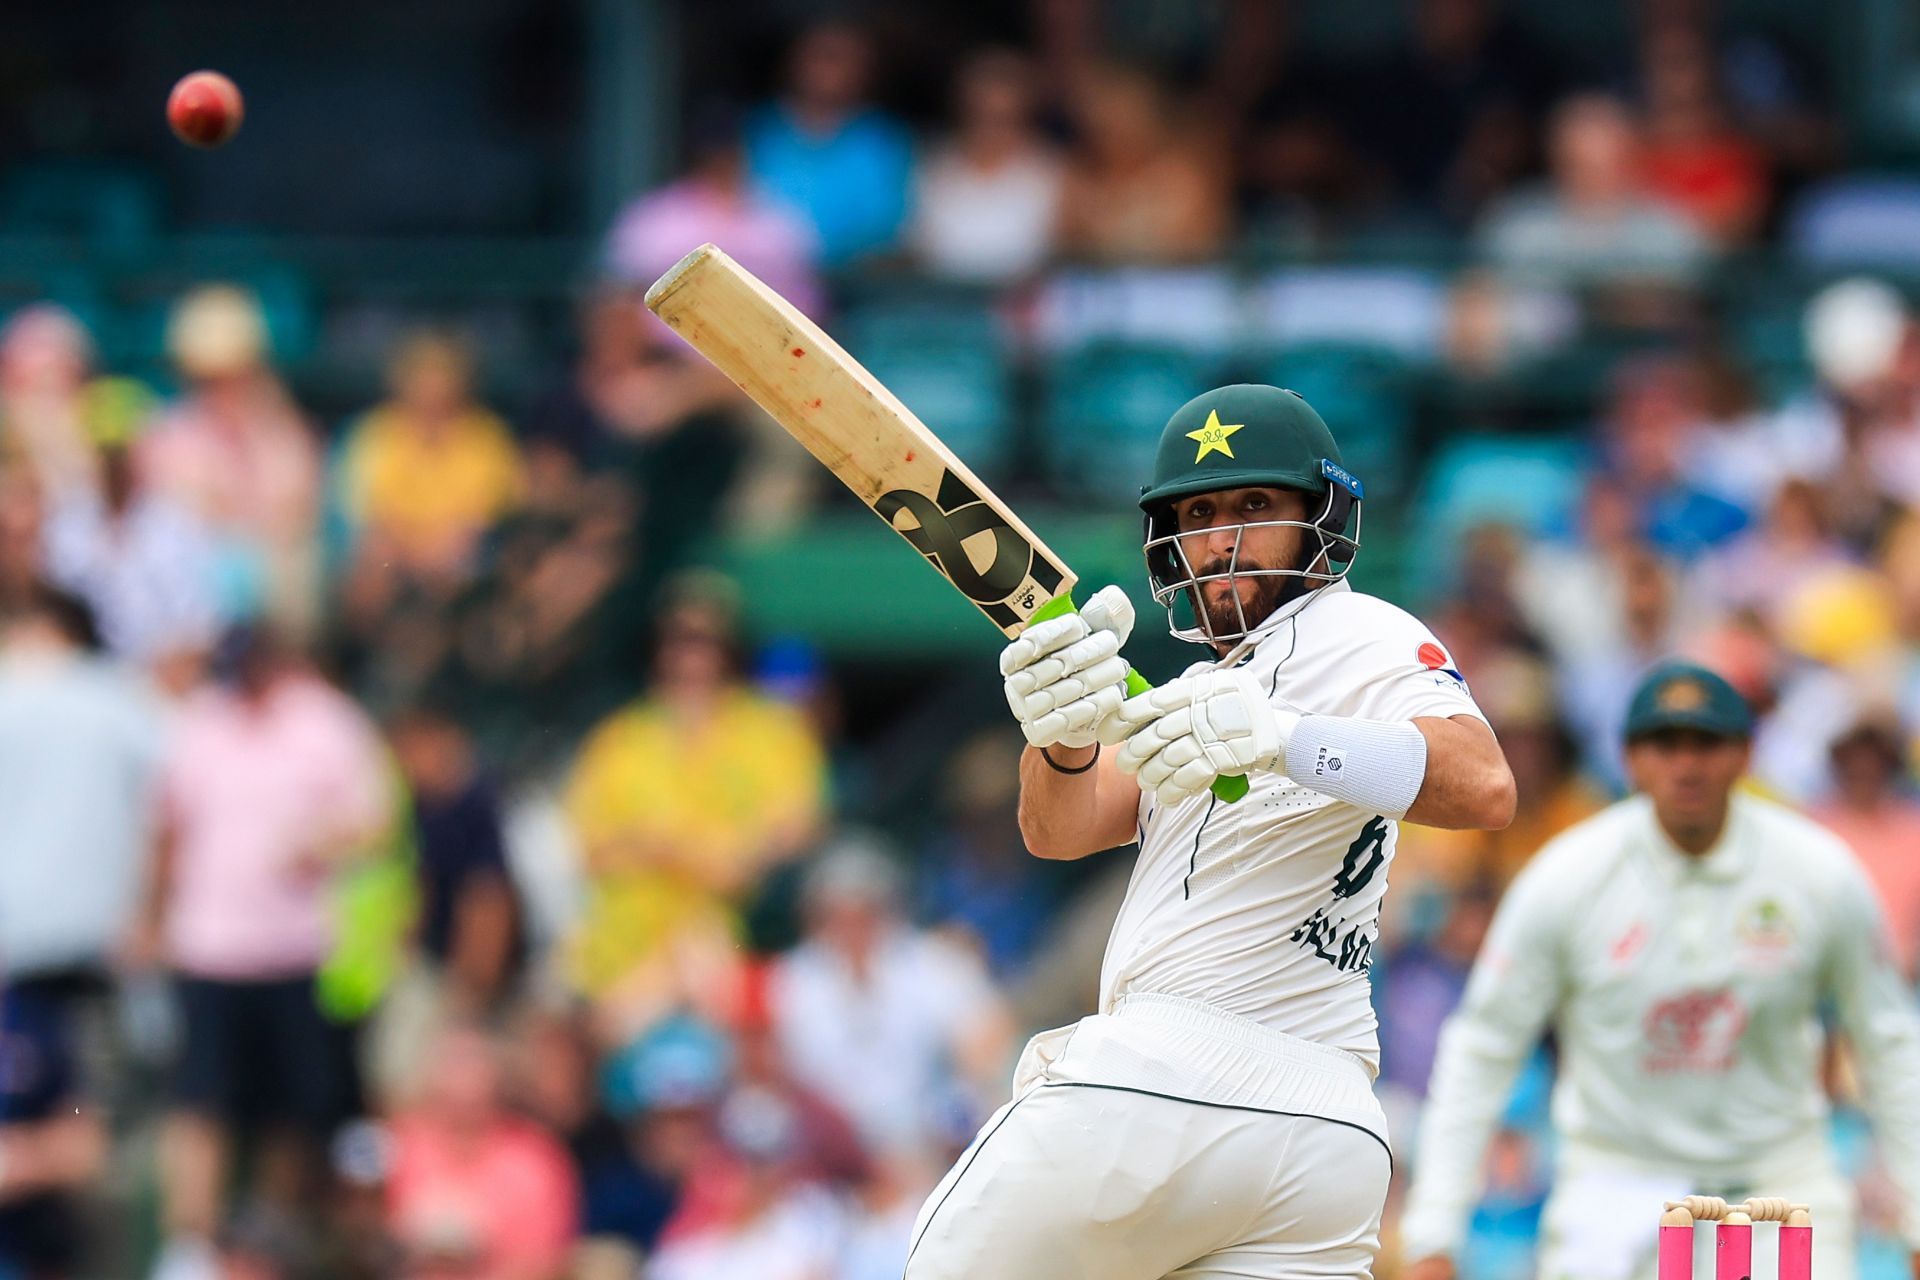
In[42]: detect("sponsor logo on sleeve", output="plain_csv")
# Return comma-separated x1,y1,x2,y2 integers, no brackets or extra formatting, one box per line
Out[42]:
1416,641,1470,693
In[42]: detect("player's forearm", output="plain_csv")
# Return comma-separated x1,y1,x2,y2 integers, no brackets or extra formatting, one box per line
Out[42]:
1018,745,1133,860
1402,716,1516,830
1272,713,1510,827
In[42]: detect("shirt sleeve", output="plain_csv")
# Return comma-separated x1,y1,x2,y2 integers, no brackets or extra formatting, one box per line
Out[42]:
1399,849,1569,1260
1328,599,1488,727
1824,852,1920,1249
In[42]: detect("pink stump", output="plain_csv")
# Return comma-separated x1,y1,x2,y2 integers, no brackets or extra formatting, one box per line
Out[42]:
1716,1219,1753,1280
1658,1224,1696,1280
1779,1224,1813,1280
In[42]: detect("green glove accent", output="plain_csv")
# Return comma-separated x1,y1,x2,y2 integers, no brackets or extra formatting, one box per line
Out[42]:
1028,593,1248,803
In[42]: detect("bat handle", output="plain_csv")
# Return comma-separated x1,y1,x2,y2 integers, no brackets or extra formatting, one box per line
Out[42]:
1029,596,1248,804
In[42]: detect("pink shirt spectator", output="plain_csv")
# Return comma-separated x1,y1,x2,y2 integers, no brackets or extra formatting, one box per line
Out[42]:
604,178,823,332
1811,802,1920,978
140,394,320,551
386,1114,581,1280
139,388,323,635
161,674,389,979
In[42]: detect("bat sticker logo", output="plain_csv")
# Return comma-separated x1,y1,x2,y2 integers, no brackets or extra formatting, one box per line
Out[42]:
876,470,1064,625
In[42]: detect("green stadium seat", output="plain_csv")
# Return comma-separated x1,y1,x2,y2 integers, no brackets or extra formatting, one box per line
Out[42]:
0,165,161,244
1409,432,1589,585
1719,278,1815,401
839,297,1014,478
1041,343,1221,504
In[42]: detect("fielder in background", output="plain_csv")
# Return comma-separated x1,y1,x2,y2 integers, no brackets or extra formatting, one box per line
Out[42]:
905,384,1518,1279
1400,663,1920,1280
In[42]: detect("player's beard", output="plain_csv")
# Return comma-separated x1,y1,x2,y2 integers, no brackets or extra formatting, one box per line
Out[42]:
1193,559,1289,638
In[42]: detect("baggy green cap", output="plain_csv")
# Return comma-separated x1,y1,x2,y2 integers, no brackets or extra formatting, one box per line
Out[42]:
1624,661,1754,742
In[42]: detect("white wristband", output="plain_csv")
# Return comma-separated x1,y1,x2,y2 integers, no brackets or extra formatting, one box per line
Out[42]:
1281,715,1429,818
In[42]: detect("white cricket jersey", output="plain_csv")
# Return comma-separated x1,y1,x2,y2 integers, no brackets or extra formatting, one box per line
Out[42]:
1097,580,1486,1072
1401,792,1920,1258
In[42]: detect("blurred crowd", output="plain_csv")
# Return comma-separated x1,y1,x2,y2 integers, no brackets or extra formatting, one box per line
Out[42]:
3,2,1920,1279
607,0,1835,290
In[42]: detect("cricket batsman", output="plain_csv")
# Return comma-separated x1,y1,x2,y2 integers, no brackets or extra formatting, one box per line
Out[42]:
904,384,1519,1279
1400,663,1920,1280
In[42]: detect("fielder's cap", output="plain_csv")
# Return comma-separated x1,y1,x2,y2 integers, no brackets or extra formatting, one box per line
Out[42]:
1624,661,1753,742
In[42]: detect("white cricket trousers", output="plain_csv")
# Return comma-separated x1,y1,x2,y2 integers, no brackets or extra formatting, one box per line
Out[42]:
904,993,1393,1280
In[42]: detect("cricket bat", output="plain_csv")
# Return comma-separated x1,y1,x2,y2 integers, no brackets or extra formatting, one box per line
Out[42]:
644,243,1246,802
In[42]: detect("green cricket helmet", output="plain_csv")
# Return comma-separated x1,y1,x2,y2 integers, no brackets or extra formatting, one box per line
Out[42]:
1139,383,1364,645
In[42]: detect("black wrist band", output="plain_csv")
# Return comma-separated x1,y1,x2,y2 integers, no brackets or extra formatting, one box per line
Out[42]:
1041,744,1099,774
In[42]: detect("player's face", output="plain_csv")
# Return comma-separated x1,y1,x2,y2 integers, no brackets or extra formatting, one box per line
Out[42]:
1173,487,1310,637
1625,729,1751,849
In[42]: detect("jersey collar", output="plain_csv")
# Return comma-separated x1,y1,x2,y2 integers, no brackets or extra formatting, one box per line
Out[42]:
1634,793,1757,883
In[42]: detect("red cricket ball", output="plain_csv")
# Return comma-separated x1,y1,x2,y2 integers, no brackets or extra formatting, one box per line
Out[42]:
167,71,245,148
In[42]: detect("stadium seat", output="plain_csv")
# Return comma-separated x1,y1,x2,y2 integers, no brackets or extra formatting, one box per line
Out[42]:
1415,432,1588,539
1244,268,1450,361
1407,432,1589,587
1041,343,1222,503
1031,267,1240,356
1722,281,1815,400
839,297,1015,477
0,164,161,244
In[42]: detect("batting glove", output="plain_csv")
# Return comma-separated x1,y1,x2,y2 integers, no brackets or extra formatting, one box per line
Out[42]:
1000,585,1135,749
1100,669,1299,804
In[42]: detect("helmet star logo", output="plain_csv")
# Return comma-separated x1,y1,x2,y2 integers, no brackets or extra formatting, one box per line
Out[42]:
1186,410,1244,462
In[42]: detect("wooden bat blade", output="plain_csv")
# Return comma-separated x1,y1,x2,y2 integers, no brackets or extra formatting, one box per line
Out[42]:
646,243,1074,637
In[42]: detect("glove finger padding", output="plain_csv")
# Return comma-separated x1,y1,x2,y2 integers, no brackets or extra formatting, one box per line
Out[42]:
1000,586,1138,749
1011,656,1131,721
1107,669,1295,799
1115,706,1193,776
999,614,1090,678
1003,630,1122,701
1132,732,1204,787
1156,757,1226,805
1021,680,1126,747
1099,680,1195,746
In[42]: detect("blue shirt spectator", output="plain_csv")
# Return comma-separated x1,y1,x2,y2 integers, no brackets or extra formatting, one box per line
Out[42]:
748,106,912,266
747,23,914,265
1638,482,1749,560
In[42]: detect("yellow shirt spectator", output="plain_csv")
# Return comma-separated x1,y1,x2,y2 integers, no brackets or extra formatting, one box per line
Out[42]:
342,403,524,565
564,686,825,997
